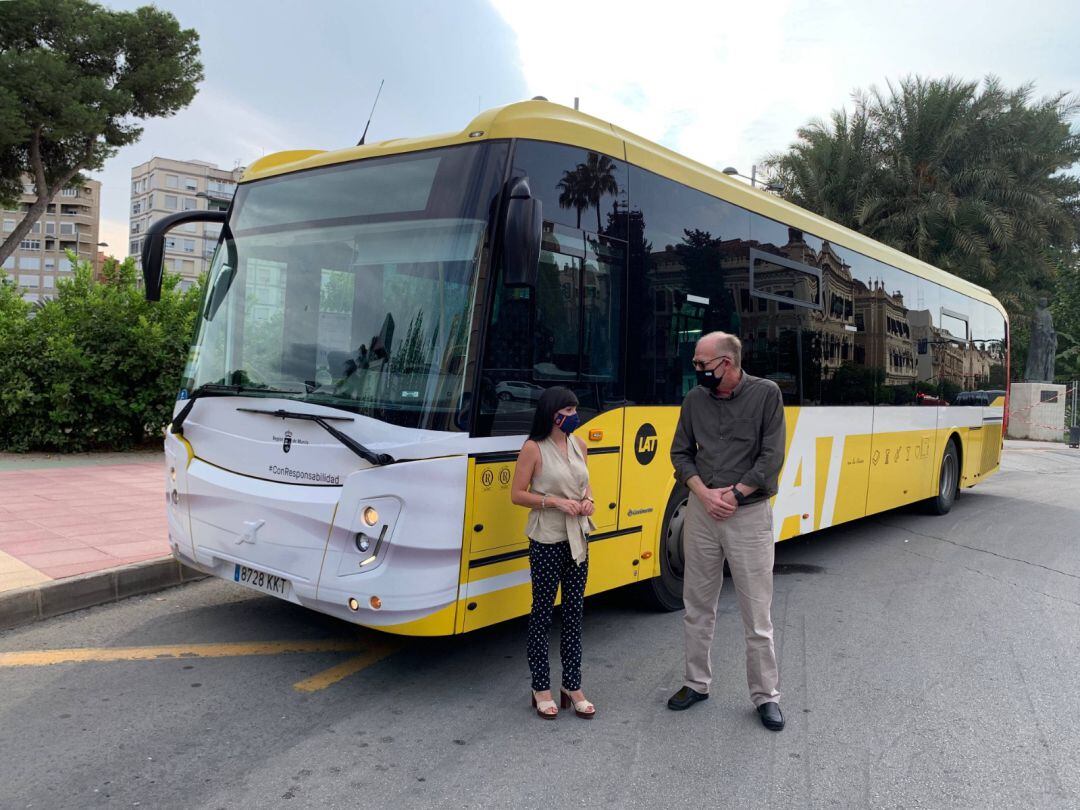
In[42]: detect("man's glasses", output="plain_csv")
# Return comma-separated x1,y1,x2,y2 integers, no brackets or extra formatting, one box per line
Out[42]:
691,355,729,371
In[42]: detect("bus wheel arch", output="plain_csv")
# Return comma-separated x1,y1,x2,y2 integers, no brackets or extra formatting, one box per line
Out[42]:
925,435,961,515
638,482,688,611
951,431,964,484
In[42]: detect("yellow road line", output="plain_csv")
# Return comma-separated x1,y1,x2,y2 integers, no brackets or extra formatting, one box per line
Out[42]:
0,640,373,667
292,641,399,693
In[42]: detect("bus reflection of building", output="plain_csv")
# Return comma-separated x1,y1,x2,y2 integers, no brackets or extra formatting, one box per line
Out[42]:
637,226,1004,403
852,278,916,388
721,230,855,387
966,345,993,389
909,310,966,389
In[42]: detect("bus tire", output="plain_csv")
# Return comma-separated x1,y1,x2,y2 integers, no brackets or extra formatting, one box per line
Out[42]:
925,438,960,515
638,484,688,611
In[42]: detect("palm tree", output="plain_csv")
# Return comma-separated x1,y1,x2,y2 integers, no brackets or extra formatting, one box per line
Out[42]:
764,99,877,230
558,153,620,234
764,75,1080,328
578,153,620,234
557,166,589,229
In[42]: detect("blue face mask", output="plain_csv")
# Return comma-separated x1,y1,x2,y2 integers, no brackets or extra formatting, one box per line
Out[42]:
555,412,581,435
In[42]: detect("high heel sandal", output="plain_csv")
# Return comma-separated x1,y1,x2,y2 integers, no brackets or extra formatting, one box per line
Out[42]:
531,691,558,719
560,688,596,719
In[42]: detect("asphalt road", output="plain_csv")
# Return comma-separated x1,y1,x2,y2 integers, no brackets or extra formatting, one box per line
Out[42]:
2,442,1078,809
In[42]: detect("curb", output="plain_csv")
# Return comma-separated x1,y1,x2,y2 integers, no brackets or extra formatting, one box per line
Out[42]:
0,557,207,632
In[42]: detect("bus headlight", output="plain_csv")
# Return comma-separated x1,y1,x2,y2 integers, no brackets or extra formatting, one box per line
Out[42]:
362,506,379,526
355,533,371,553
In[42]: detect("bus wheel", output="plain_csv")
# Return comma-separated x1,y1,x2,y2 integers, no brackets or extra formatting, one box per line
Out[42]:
925,439,959,515
639,484,687,611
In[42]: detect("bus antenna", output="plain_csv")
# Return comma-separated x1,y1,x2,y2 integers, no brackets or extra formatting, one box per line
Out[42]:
357,79,385,146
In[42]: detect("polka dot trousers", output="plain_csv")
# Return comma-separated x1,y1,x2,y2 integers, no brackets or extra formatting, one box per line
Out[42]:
527,539,589,692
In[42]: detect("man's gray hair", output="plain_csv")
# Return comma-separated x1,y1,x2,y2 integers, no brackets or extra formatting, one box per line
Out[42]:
697,331,742,368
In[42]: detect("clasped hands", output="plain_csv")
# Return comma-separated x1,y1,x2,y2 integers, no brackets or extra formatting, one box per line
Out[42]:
700,485,741,521
549,497,596,517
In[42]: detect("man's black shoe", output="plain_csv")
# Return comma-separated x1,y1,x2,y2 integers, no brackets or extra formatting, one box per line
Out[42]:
667,686,709,711
757,701,784,731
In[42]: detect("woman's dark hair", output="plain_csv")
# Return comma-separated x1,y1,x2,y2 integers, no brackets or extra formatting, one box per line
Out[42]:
527,386,579,441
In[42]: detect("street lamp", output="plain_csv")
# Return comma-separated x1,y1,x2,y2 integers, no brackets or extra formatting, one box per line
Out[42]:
74,228,108,259
722,165,784,193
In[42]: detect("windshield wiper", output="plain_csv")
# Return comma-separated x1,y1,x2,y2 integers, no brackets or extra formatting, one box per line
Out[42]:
236,407,395,466
170,382,300,436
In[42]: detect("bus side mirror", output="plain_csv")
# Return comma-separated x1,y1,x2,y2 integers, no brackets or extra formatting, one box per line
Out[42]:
502,177,542,288
141,210,228,301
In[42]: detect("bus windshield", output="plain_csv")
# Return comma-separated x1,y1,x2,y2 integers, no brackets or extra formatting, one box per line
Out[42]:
180,144,504,430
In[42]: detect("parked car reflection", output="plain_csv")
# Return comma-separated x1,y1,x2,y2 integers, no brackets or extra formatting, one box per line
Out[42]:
495,380,545,402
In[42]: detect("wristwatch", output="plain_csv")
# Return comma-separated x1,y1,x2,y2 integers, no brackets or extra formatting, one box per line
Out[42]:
731,488,747,505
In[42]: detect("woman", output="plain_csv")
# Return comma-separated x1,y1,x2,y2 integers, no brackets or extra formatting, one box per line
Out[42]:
510,386,597,720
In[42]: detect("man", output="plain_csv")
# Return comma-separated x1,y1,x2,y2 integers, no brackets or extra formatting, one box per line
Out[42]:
667,331,787,731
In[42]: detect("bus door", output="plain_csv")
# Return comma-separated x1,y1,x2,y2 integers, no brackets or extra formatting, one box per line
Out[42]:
462,225,629,631
527,222,627,538
577,232,631,592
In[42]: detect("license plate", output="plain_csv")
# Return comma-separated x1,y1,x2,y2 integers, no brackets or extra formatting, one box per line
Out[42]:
233,564,290,598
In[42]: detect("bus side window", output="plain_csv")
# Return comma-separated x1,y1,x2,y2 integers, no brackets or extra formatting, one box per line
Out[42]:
475,230,627,437
624,165,750,406
534,223,583,380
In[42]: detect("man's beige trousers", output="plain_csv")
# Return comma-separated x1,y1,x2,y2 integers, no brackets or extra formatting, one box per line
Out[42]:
682,494,780,706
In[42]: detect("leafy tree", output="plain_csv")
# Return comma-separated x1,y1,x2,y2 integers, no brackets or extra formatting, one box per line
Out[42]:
1052,248,1080,380
0,0,203,263
765,76,1080,355
675,228,739,334
319,269,355,314
393,311,430,374
822,362,881,405
0,254,203,451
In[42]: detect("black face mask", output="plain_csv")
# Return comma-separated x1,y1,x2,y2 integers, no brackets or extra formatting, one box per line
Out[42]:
696,367,722,390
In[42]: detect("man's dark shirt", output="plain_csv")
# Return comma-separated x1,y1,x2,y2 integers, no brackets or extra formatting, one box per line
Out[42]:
670,372,787,503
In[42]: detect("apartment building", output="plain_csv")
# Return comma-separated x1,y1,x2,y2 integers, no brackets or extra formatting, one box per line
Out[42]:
129,158,243,288
1,178,102,302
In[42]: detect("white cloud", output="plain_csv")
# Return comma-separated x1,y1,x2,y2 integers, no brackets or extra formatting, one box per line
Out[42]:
89,86,304,257
490,0,1080,180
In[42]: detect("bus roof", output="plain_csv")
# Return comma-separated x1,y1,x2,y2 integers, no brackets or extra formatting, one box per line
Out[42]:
241,99,1005,315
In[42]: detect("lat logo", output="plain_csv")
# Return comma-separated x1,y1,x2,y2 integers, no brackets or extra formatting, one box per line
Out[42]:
282,430,292,453
634,423,658,465
236,519,265,545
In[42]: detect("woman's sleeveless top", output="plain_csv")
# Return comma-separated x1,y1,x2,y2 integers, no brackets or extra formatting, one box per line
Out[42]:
525,435,595,563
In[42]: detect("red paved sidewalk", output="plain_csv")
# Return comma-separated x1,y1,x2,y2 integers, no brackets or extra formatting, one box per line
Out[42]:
0,458,168,594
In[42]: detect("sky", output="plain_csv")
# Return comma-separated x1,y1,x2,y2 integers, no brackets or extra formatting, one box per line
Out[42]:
93,0,1080,256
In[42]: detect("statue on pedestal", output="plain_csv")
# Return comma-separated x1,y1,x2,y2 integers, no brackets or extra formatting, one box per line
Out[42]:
1023,297,1057,382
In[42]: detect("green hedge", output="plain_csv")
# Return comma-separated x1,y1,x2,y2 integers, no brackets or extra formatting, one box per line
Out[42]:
0,256,203,452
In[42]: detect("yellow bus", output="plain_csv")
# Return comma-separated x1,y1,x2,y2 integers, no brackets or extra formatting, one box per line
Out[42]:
142,99,1009,634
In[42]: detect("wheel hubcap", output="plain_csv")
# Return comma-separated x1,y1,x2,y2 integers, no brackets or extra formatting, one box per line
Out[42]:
940,454,956,500
665,499,687,580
